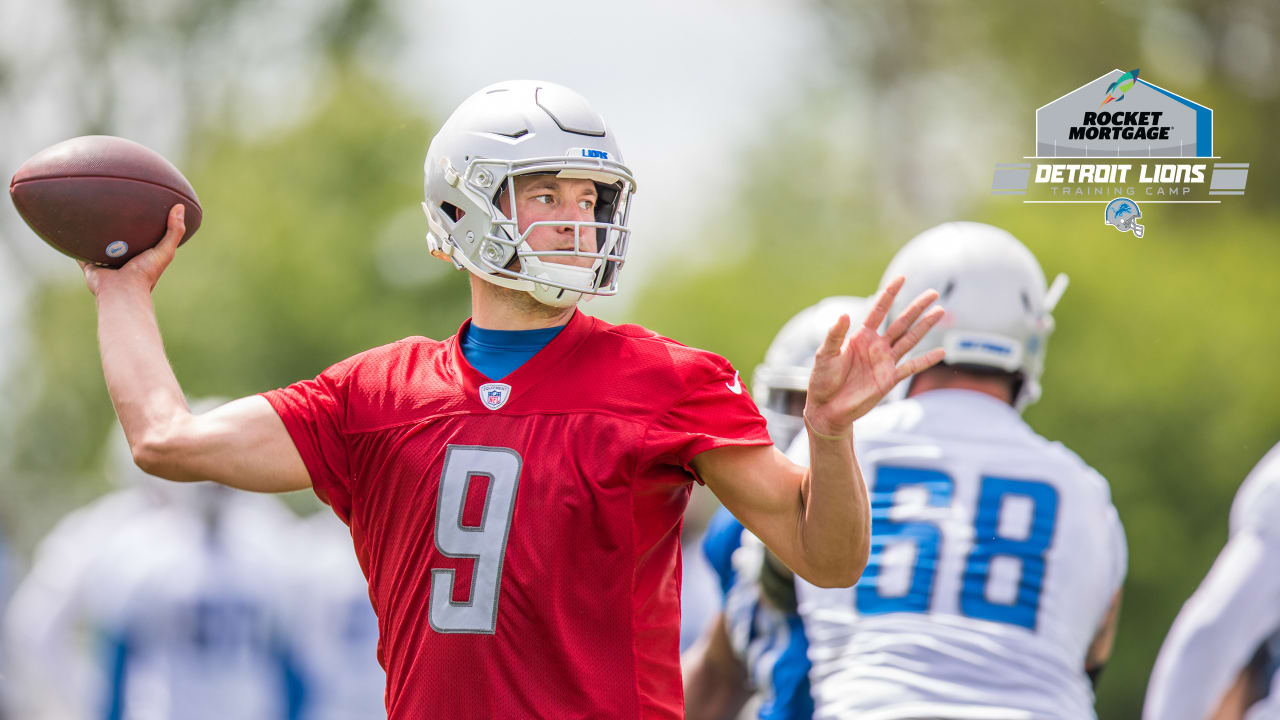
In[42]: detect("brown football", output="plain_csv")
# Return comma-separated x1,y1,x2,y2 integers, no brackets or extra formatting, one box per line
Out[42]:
9,135,202,267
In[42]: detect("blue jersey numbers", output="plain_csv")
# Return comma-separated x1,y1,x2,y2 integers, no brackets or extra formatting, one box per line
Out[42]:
856,465,1059,631
961,476,1059,629
857,467,953,615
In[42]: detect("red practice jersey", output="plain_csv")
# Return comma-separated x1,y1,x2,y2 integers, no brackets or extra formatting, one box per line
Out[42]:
263,310,771,719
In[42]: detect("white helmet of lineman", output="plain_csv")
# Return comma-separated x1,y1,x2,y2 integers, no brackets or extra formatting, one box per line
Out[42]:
880,222,1068,411
752,296,871,450
423,80,637,308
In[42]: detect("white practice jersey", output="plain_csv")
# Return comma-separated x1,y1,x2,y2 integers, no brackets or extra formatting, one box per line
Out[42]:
1146,442,1280,720
84,491,300,720
284,512,386,720
3,487,166,720
792,390,1126,720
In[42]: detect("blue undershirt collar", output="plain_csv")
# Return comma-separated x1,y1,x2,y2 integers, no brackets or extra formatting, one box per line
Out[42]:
460,323,566,381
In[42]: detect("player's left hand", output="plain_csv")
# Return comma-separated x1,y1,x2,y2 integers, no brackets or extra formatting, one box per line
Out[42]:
804,276,945,438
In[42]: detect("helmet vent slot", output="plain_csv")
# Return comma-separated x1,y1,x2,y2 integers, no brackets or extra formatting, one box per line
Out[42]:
536,86,606,137
490,129,529,139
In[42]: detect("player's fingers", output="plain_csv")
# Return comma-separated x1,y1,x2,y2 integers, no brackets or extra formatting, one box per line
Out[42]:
891,305,945,361
76,259,98,288
157,204,186,255
863,276,904,331
884,289,939,343
128,205,184,281
894,347,946,383
816,314,851,360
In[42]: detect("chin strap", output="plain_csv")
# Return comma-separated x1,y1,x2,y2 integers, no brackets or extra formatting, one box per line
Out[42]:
528,282,582,308
521,252,601,308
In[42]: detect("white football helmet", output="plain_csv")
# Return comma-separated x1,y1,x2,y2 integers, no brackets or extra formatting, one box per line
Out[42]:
752,296,871,449
881,222,1068,411
422,80,637,308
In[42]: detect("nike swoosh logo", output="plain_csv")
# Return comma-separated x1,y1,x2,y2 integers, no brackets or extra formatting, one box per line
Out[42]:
725,371,742,394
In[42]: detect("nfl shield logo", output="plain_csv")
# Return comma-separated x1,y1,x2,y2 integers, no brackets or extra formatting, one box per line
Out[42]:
478,382,512,411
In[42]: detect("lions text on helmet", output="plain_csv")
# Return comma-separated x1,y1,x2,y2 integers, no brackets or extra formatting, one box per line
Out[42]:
423,80,637,308
880,222,1068,411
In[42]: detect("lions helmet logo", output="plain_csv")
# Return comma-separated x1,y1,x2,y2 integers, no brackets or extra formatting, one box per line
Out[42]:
1104,197,1145,238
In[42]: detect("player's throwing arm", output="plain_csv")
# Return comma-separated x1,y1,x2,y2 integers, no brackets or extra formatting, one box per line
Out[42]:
81,205,312,494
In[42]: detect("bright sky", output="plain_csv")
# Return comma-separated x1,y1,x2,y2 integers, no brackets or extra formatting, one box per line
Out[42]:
0,0,821,376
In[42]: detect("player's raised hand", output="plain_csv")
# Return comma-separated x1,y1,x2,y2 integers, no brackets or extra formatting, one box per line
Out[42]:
804,276,946,438
80,204,186,297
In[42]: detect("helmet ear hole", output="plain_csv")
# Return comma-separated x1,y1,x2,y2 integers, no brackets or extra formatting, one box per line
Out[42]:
441,202,464,222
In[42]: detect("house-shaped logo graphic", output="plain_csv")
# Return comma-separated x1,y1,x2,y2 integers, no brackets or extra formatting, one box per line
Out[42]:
1035,69,1212,158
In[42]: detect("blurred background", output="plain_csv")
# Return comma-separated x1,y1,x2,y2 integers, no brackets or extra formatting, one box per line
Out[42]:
0,0,1276,716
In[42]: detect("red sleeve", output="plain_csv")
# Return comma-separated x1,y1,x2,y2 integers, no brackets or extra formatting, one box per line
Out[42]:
260,356,361,523
642,353,772,482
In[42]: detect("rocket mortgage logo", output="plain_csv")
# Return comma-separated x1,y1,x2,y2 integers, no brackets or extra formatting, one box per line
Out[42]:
991,68,1250,238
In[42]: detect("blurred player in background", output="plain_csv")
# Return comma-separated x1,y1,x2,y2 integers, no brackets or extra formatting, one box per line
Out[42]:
92,483,302,720
3,411,304,720
4,426,189,720
76,80,946,718
793,223,1126,719
679,493,723,654
1145,443,1280,720
684,296,869,720
285,511,386,720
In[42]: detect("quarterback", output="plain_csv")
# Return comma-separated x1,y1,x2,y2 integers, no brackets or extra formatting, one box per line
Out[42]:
78,81,944,718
